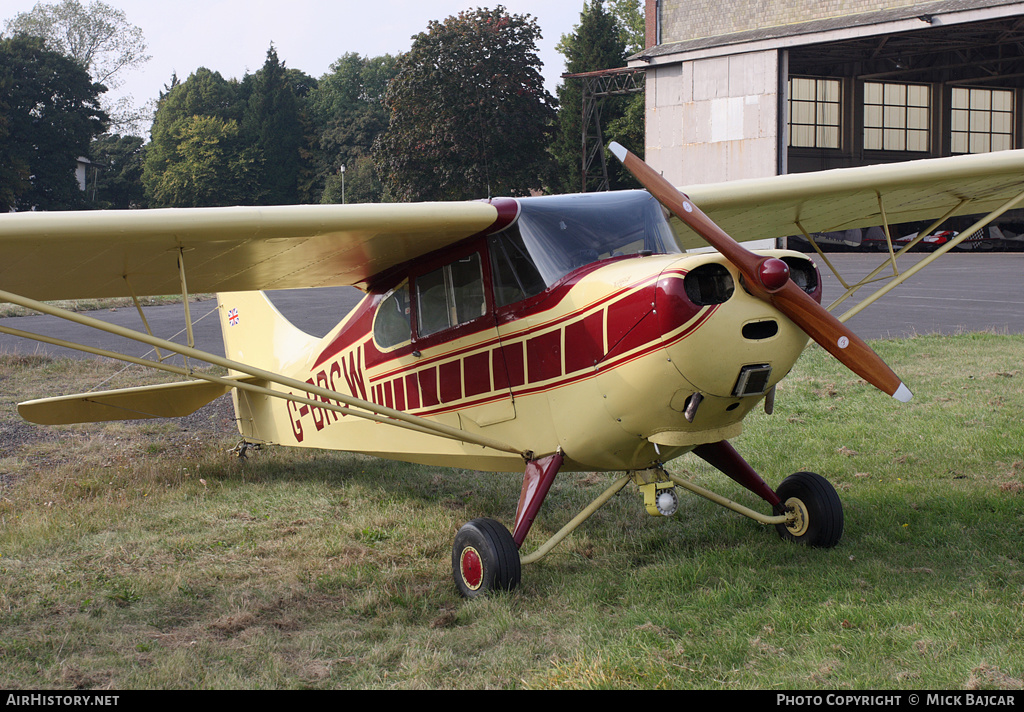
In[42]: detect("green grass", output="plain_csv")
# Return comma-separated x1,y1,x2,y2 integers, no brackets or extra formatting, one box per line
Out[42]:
0,294,214,318
0,333,1022,689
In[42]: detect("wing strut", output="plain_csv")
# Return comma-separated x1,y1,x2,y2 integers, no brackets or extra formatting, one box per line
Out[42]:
177,248,196,349
0,287,529,458
836,187,1024,323
4,322,474,442
122,276,167,362
815,199,970,314
794,221,854,291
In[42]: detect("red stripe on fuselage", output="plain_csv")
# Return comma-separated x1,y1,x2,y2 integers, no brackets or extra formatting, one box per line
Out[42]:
305,265,706,421
386,303,717,419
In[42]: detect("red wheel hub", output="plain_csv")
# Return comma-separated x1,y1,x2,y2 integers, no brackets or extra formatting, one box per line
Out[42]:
460,547,483,590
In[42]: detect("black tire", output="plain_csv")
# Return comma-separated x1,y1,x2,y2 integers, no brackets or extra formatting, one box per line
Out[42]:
452,518,521,598
774,471,844,548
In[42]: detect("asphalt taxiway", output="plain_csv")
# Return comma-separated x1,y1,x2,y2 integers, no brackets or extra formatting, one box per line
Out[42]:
0,252,1021,364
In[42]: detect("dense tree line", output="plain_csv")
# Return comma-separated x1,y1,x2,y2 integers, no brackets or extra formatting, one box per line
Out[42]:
0,1,643,212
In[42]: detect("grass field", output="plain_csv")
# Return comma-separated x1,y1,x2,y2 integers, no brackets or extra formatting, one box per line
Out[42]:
0,295,214,319
0,333,1022,689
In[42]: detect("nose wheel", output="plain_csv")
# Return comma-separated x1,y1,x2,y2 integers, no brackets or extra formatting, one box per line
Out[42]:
774,471,844,548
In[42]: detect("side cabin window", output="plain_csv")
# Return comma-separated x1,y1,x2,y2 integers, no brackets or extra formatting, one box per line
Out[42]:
373,281,411,349
375,192,680,344
416,252,486,337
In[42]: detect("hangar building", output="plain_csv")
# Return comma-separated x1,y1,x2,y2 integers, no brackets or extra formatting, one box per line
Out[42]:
635,0,1024,189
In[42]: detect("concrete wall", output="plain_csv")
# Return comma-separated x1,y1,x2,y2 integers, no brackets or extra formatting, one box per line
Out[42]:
645,49,779,186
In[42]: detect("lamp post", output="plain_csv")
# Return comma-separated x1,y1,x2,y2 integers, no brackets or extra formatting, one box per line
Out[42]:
340,164,346,204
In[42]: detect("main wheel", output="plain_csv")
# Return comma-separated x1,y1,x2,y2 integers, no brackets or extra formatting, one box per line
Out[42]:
452,518,521,598
774,471,844,548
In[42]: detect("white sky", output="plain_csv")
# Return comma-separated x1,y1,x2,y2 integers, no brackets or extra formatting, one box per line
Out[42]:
3,1,589,112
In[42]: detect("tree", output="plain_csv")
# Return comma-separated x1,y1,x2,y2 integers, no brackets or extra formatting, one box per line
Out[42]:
146,114,261,208
149,67,243,128
374,6,557,201
0,67,27,212
309,52,398,203
551,0,632,193
607,0,645,54
604,0,646,161
0,34,106,211
142,68,253,207
281,66,322,204
88,133,146,208
143,51,319,207
240,46,303,204
4,0,150,133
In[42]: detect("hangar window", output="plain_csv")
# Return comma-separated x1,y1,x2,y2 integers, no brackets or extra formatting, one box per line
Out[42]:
863,82,930,152
950,87,1014,154
788,77,841,149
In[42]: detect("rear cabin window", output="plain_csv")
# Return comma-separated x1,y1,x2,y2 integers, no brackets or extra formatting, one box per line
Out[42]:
373,282,411,349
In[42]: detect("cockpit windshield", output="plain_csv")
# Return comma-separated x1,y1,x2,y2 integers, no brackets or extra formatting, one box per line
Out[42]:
488,191,680,307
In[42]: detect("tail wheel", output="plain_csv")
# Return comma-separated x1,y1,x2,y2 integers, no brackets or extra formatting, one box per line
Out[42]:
774,471,844,548
452,518,521,598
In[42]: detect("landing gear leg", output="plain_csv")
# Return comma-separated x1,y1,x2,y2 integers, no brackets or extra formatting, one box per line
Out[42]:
451,451,564,598
692,440,843,548
692,440,782,508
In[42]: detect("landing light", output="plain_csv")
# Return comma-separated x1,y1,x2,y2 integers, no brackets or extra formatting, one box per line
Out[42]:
639,480,680,517
656,488,679,517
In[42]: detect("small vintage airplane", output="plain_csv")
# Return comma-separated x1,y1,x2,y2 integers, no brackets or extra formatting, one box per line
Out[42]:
2,144,1024,597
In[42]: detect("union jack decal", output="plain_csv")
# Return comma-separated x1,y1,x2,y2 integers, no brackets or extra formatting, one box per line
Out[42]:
228,307,239,327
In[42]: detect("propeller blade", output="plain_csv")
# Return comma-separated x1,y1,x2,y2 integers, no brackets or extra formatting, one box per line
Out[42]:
610,142,912,403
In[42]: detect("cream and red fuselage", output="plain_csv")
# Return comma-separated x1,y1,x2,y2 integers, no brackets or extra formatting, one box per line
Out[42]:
229,192,818,474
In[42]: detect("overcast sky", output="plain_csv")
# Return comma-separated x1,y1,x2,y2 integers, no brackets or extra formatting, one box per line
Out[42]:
3,1,589,112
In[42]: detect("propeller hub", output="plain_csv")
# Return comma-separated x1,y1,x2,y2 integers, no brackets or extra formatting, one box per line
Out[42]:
758,258,790,292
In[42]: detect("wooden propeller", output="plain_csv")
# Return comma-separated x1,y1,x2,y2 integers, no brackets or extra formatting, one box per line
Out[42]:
610,142,912,403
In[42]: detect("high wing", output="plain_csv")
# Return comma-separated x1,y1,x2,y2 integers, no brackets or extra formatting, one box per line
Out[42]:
3,151,1024,301
674,149,1024,250
0,202,499,301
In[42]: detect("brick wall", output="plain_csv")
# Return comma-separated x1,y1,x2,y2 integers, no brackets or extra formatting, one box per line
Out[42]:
658,0,924,43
